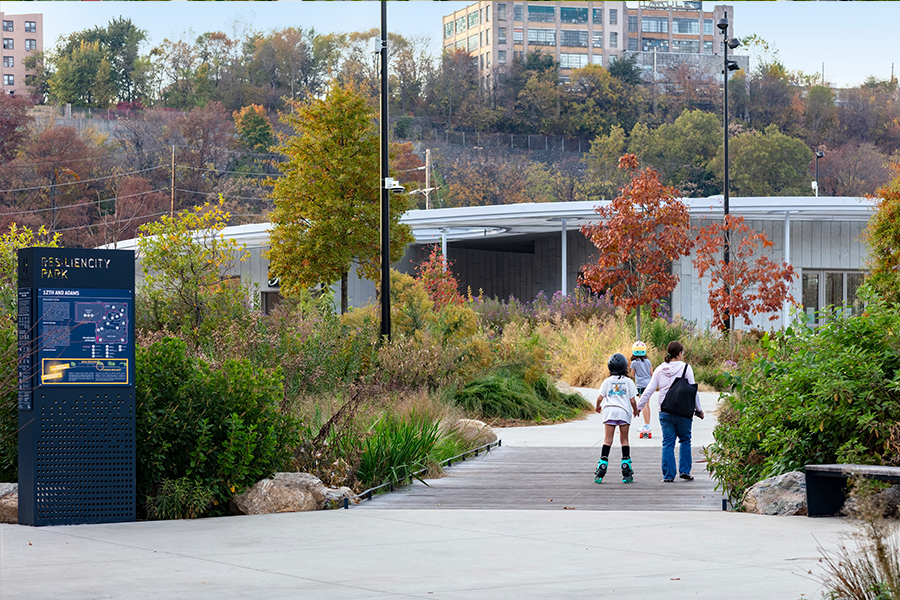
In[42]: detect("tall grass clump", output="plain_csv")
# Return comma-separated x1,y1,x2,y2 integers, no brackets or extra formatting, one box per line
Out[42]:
356,411,442,489
453,368,591,422
815,480,900,600
540,311,635,387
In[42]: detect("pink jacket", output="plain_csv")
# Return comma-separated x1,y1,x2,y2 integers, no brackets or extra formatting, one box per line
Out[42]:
636,360,700,413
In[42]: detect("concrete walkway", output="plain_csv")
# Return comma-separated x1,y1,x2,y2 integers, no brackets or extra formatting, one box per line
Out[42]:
0,392,853,599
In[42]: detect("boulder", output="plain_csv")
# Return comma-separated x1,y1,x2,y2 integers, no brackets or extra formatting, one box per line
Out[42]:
555,381,580,397
323,485,355,509
231,473,327,515
742,471,807,516
0,483,17,524
452,418,497,446
842,484,900,519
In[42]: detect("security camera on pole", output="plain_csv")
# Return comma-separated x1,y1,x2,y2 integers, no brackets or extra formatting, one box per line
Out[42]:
717,13,741,333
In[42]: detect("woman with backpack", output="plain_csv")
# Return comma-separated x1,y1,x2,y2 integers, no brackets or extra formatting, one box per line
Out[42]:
636,341,704,482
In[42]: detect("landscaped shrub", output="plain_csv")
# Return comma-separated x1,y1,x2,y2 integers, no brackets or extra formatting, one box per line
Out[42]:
0,318,16,482
452,368,591,422
706,290,900,502
540,312,634,388
136,337,300,517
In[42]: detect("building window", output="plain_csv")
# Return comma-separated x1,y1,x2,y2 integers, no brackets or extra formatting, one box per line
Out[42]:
25,39,36,52
802,270,867,323
444,22,454,39
456,17,466,34
2,56,12,68
25,21,36,33
628,16,638,33
628,37,639,52
703,40,713,54
609,32,618,48
514,4,524,22
642,38,668,52
456,40,466,51
704,19,713,36
513,27,524,43
527,28,556,46
2,74,13,86
498,27,507,44
2,21,12,32
527,5,555,23
673,18,700,35
592,54,602,65
561,30,589,48
486,28,490,44
468,34,479,52
672,39,699,53
560,53,588,70
642,17,669,34
560,7,588,24
593,8,602,24
480,31,484,47
498,50,506,64
609,9,618,25
592,32,603,48
514,50,523,60
498,3,507,21
2,39,12,50
468,11,480,28
486,6,491,22
480,53,484,69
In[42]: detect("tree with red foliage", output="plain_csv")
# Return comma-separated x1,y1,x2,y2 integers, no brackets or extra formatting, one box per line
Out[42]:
0,94,34,163
416,245,463,310
580,154,693,339
692,214,796,331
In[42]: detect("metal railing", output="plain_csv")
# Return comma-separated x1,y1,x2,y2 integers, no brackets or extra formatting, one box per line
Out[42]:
343,439,502,508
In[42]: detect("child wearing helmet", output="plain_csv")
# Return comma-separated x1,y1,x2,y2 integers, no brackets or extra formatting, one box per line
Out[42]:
594,353,639,484
629,341,654,439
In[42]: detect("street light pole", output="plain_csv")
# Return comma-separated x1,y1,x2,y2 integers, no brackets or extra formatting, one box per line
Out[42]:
814,150,824,198
379,0,391,341
717,13,740,332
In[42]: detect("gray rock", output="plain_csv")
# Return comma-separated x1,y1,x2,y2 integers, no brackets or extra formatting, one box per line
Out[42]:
842,484,900,519
452,419,497,446
0,484,17,524
323,486,354,508
742,471,807,516
231,473,327,515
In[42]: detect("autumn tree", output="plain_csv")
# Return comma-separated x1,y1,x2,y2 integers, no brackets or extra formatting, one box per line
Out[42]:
0,94,34,163
443,150,529,207
578,125,630,202
233,104,274,153
267,82,413,313
692,215,795,332
580,154,693,340
137,200,248,343
817,142,891,197
864,162,900,306
49,40,115,108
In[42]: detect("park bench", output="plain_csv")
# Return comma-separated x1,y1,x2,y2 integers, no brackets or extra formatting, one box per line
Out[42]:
805,464,900,517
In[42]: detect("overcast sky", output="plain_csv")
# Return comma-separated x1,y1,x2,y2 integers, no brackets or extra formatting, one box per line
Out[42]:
15,1,896,89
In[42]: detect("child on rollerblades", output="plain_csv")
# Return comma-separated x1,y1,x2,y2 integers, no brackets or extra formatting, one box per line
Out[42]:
595,353,639,484
629,341,654,439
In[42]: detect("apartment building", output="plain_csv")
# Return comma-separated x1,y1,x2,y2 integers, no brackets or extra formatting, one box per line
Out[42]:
441,1,745,83
1,12,42,97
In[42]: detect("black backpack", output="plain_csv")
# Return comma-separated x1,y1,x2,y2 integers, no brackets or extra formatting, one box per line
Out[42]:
659,365,698,419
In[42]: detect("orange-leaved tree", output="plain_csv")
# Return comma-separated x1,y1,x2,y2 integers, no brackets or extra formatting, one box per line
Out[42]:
865,162,900,306
416,245,463,310
692,214,796,332
580,154,693,340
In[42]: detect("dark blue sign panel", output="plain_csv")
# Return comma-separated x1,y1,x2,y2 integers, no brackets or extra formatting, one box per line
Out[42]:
37,288,133,386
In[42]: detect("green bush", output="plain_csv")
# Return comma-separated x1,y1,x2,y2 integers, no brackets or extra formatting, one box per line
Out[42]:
453,369,592,421
136,337,299,517
706,291,900,503
0,319,16,482
145,477,215,520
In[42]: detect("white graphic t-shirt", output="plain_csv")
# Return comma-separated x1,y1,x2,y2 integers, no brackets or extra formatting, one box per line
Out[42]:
598,375,638,425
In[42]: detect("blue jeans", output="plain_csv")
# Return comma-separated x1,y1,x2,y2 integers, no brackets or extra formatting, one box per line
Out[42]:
659,411,692,480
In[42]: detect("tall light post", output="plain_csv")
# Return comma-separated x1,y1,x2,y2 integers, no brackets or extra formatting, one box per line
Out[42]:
814,150,824,197
379,0,391,340
717,13,741,332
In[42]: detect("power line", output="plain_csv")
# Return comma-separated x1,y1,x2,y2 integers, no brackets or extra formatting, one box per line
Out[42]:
173,188,273,202
53,211,169,234
0,166,166,193
177,165,283,177
4,146,169,169
0,188,169,217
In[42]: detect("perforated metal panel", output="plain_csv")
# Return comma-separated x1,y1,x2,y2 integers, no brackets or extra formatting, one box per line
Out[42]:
33,388,135,525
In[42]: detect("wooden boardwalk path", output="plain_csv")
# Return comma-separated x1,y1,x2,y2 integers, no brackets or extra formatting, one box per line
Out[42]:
355,446,725,511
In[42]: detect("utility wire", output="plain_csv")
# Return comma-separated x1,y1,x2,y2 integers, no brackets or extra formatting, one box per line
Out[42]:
0,188,170,217
173,188,273,202
3,146,169,169
0,166,166,193
53,211,169,234
177,165,283,177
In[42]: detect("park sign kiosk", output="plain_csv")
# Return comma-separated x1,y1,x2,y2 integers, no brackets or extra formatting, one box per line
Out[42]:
17,248,135,526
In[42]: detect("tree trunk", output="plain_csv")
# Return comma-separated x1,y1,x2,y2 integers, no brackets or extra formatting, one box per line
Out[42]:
341,271,349,315
635,306,642,342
